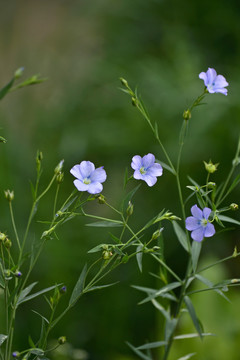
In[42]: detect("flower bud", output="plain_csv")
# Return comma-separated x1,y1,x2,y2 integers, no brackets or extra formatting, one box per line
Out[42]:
4,190,14,202
231,279,240,284
230,203,238,211
0,232,7,242
58,336,67,345
4,238,12,249
102,250,113,260
36,150,43,172
54,160,64,175
56,172,64,184
14,67,24,79
126,201,134,216
204,160,219,174
131,97,137,106
183,109,191,121
12,351,20,358
60,286,67,294
151,229,162,240
120,77,128,87
14,271,22,278
5,269,11,278
97,194,106,204
207,182,216,189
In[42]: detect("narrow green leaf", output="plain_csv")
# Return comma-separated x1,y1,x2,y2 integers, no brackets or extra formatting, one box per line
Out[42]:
156,159,175,175
174,332,214,340
0,334,8,347
31,310,49,324
184,296,202,338
137,341,167,350
88,244,106,253
122,184,141,212
177,353,196,360
17,284,60,306
165,318,177,343
138,282,182,305
195,274,230,302
17,282,38,306
0,78,14,100
126,342,152,360
218,215,240,226
136,244,143,272
191,241,202,273
109,232,121,244
0,136,7,143
87,282,119,292
29,348,44,356
28,335,36,348
69,264,87,306
85,220,122,227
172,221,189,252
151,299,170,321
61,195,78,212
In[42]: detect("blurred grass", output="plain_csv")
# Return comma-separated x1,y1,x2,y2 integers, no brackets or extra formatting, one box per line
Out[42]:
0,0,240,359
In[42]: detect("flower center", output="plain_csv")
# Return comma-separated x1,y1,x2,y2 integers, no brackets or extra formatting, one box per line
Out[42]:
201,218,208,227
83,177,91,185
140,166,147,175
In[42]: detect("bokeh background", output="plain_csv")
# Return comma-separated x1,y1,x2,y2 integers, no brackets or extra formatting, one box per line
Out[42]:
0,1,240,359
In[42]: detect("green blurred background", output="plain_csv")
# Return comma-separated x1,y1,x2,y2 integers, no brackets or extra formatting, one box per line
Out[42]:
0,1,240,359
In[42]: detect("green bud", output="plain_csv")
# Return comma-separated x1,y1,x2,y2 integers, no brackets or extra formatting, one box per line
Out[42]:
56,172,64,184
102,250,113,260
54,160,64,174
14,270,22,278
58,336,67,345
204,160,219,174
233,246,238,258
36,150,43,171
97,194,106,204
0,232,7,242
126,201,134,216
120,77,128,87
14,67,24,79
231,279,240,284
4,269,11,278
207,182,216,189
4,190,14,202
12,351,20,358
230,203,238,211
183,109,191,121
151,229,162,240
131,97,137,106
4,238,12,249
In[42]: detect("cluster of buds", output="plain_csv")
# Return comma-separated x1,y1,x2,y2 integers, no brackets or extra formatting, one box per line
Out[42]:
97,194,106,204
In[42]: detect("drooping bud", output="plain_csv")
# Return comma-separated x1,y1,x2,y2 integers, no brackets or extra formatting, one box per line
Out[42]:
58,336,67,345
230,203,238,211
4,190,14,202
183,109,191,121
204,160,219,174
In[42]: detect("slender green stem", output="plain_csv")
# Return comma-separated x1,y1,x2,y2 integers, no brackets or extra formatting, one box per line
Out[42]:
8,203,21,251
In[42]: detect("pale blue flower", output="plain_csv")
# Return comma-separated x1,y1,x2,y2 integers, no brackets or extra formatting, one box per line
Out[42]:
131,153,163,186
70,161,107,194
199,68,228,95
185,204,215,242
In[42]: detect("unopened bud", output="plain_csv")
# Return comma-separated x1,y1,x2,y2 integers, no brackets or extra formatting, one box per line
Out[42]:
4,238,12,249
60,286,67,294
56,172,64,184
131,97,137,106
36,150,43,171
231,279,240,284
12,351,20,358
5,269,11,277
126,201,134,216
204,160,219,174
14,271,22,278
207,182,216,189
183,109,191,121
58,336,67,345
97,194,106,204
120,77,128,87
4,190,14,202
151,229,162,240
14,67,24,79
230,203,238,211
0,232,7,242
54,160,64,174
102,250,113,260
